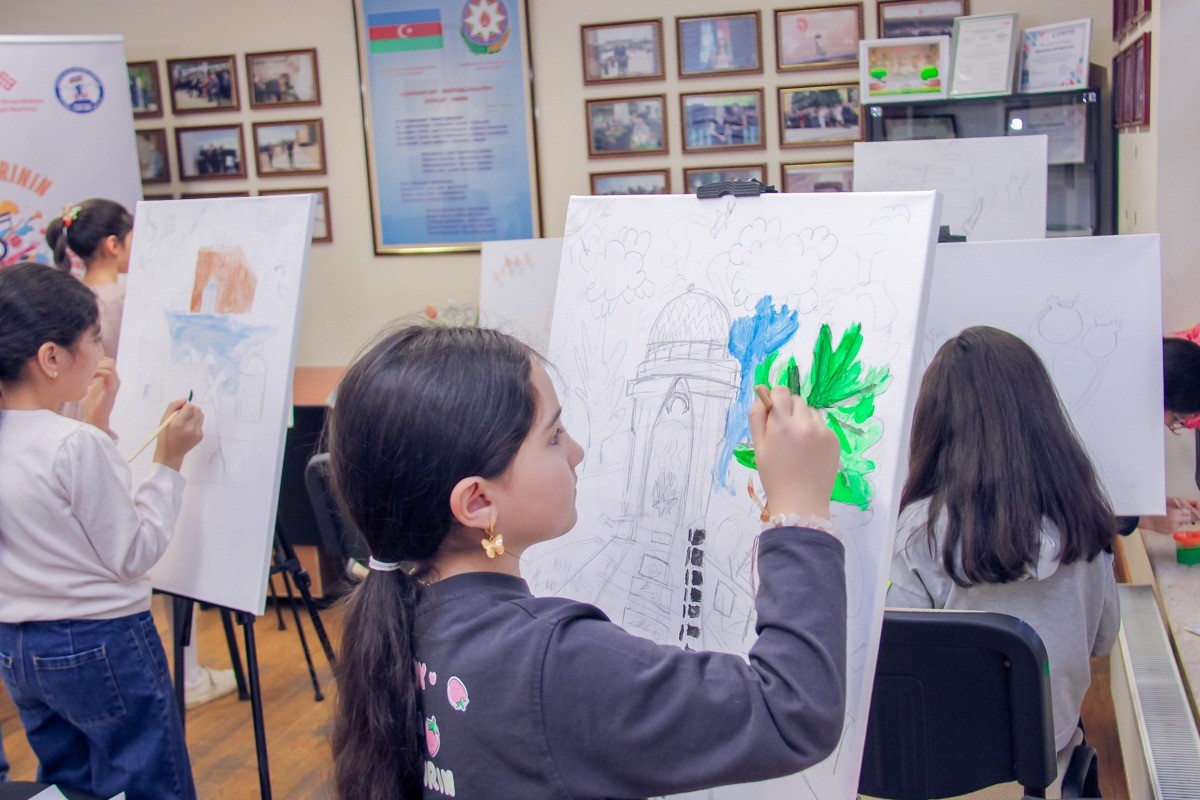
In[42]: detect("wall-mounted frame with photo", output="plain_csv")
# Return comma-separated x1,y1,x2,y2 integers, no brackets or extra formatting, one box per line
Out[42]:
860,36,950,103
680,89,764,153
127,61,163,119
1018,18,1092,94
142,193,175,201
590,169,671,195
166,55,239,114
882,114,957,140
175,124,246,180
1114,0,1151,41
676,12,763,78
779,84,862,147
782,161,854,193
136,129,170,184
252,119,327,177
246,48,321,109
581,19,664,84
1132,31,1150,126
181,191,251,199
1007,105,1087,164
259,187,333,243
877,0,969,39
775,4,863,72
586,95,668,157
683,164,767,194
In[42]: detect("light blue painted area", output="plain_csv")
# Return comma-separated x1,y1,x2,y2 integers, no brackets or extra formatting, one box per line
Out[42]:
714,296,799,492
166,311,276,395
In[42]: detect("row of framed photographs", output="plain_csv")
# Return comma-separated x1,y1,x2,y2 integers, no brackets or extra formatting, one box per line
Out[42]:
587,85,861,158
128,49,321,119
581,1,971,83
136,119,327,185
140,187,333,244
590,162,855,196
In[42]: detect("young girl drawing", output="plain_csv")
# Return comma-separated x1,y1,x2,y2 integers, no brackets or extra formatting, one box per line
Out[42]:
888,326,1119,788
0,263,204,800
328,325,849,799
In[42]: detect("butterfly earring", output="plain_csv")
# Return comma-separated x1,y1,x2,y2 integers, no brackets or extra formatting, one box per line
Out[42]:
481,519,505,559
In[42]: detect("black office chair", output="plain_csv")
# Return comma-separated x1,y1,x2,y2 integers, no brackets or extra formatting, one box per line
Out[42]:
304,453,369,573
859,610,1102,800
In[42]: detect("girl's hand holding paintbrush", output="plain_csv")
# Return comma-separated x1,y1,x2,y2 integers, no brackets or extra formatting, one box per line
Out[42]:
134,396,204,472
749,384,840,523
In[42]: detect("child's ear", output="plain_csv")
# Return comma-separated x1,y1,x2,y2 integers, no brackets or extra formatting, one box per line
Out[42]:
36,342,66,379
448,476,495,532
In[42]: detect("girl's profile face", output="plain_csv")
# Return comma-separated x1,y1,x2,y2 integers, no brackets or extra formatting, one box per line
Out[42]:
56,323,104,401
116,230,134,274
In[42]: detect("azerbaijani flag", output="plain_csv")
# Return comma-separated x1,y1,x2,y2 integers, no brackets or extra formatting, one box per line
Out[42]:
368,9,443,53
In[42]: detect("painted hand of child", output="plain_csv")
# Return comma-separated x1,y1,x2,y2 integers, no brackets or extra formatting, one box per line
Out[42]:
1142,497,1200,534
82,357,120,432
153,400,205,472
748,386,840,521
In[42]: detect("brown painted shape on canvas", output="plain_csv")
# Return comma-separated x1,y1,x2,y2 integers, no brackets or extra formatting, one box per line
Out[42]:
190,246,257,314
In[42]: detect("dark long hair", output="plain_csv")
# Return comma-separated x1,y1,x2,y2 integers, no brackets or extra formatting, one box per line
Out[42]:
327,325,537,799
901,326,1114,587
0,262,99,392
1164,336,1200,414
43,198,133,271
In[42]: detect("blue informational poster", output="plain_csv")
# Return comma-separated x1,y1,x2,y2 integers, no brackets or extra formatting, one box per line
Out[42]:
355,0,540,253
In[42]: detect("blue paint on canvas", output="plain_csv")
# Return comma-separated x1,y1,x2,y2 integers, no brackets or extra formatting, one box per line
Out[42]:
166,311,276,395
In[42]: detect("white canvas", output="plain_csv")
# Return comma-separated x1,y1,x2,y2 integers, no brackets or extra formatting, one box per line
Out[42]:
926,236,1165,515
479,237,563,352
111,196,314,614
526,191,943,799
854,135,1049,242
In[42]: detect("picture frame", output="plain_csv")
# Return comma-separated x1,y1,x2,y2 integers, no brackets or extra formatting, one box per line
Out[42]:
1006,105,1087,164
775,4,864,72
175,124,246,181
180,191,251,199
680,89,765,153
948,12,1018,98
1018,18,1092,94
585,95,668,157
581,19,664,84
683,165,767,194
676,12,763,78
782,161,854,193
246,48,321,109
252,119,327,177
141,193,174,201
259,187,333,243
135,129,171,185
882,114,957,140
877,0,969,39
166,55,240,114
779,84,863,147
1132,32,1150,126
860,36,950,104
127,61,163,119
590,169,671,196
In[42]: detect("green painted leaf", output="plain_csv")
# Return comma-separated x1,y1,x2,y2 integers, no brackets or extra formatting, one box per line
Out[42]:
733,444,757,469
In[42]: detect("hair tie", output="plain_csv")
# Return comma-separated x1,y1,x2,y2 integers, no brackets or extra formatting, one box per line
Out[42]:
368,556,403,572
61,204,81,229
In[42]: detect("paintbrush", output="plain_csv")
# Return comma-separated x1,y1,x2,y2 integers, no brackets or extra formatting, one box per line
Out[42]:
754,384,773,410
127,390,193,463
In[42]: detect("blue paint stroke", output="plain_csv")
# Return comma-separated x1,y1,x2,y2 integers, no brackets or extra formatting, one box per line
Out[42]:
166,311,276,395
714,296,799,492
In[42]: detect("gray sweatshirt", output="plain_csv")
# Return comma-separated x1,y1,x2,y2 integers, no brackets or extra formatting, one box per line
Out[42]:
886,498,1120,753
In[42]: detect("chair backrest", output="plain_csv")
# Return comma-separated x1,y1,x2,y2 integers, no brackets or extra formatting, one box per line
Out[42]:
858,609,1057,800
304,452,370,561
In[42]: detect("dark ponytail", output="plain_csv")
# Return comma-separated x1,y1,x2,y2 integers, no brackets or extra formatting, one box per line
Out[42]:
0,262,99,387
327,324,537,799
43,198,133,272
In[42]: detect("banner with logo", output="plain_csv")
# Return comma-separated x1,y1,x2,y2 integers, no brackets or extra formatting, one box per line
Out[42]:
354,0,541,254
0,35,141,267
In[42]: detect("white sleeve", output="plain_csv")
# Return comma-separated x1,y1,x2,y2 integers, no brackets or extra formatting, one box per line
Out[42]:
55,428,186,582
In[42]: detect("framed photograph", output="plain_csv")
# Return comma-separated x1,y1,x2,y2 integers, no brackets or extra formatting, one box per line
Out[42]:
252,119,327,177
883,114,957,140
142,193,174,201
166,55,239,114
860,37,950,103
683,165,767,194
877,0,969,39
680,90,764,153
949,13,1018,98
175,124,246,181
676,12,762,78
1132,32,1150,126
590,169,671,196
1007,105,1086,164
180,191,251,199
259,187,333,243
135,129,170,184
581,19,664,84
779,84,862,147
586,95,668,157
776,4,864,72
782,161,854,193
127,61,163,119
1018,18,1092,94
246,49,321,109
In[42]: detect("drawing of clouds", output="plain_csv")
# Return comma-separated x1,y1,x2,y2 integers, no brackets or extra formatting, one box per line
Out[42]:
582,227,654,316
711,220,837,311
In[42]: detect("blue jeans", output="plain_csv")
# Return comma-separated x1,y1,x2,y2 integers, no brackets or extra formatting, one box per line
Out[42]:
0,612,195,800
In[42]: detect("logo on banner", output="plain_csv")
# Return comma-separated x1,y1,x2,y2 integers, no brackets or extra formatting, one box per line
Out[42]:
461,0,511,55
55,67,104,113
0,72,16,91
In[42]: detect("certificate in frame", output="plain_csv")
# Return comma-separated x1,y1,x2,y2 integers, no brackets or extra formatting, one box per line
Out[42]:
948,12,1018,98
1018,18,1092,94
